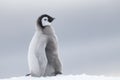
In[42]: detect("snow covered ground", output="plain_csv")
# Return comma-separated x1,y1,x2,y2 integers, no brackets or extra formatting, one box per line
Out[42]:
1,74,120,80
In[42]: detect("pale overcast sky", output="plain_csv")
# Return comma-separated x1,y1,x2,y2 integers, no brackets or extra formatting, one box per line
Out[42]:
0,0,120,78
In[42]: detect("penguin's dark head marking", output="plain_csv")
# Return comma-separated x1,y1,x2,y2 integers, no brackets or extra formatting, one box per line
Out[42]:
37,14,55,28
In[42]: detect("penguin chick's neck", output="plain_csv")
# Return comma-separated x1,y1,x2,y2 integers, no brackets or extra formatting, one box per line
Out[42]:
36,25,55,36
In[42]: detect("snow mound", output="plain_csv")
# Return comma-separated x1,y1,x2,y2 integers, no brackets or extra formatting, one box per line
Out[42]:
1,74,120,80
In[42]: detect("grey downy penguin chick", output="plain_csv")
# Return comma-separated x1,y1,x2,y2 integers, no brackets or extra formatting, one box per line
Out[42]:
28,14,62,77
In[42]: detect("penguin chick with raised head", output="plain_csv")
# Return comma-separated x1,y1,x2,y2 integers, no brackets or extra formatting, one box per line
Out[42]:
28,14,62,77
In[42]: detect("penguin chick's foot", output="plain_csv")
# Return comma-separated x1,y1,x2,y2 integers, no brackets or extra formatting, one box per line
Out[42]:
55,71,62,76
25,73,31,76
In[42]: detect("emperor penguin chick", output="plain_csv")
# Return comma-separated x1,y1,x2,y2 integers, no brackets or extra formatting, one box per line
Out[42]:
28,14,62,77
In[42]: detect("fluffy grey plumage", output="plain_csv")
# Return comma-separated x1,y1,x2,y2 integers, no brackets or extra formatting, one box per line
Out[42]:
28,14,62,77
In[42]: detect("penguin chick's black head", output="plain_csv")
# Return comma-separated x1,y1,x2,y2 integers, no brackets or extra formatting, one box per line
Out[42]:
37,14,55,28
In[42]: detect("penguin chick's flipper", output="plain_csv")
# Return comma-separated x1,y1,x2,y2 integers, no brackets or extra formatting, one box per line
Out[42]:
55,71,62,76
25,73,31,76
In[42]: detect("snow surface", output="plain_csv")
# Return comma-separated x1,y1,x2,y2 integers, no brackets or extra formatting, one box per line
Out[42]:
1,74,120,80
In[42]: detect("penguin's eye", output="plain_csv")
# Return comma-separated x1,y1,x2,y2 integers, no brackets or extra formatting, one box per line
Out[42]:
44,19,47,21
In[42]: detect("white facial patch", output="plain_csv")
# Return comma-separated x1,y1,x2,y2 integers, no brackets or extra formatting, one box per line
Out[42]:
42,17,51,27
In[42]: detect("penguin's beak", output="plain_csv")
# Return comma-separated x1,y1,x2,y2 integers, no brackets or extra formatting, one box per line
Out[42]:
51,17,55,22
49,17,55,22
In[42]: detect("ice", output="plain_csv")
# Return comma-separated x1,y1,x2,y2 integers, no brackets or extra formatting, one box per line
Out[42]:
1,74,120,80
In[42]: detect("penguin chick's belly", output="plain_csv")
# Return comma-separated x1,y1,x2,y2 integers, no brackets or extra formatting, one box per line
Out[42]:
28,33,48,77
